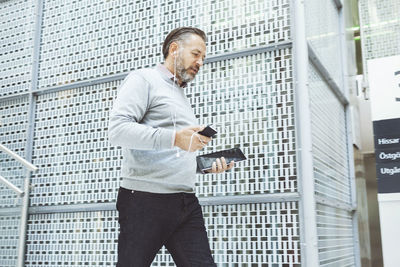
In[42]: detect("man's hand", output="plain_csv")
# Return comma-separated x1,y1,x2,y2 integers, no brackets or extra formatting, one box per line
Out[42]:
206,157,235,173
174,125,212,152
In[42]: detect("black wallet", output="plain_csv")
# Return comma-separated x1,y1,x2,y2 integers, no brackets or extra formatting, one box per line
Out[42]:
196,148,246,172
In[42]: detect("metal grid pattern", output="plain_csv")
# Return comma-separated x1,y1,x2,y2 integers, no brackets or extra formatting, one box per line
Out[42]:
25,211,117,266
305,0,343,89
37,0,290,89
0,0,36,97
308,63,351,204
359,0,400,74
192,49,296,197
0,97,29,208
25,202,300,266
204,202,300,266
30,82,121,207
0,215,20,267
316,203,355,267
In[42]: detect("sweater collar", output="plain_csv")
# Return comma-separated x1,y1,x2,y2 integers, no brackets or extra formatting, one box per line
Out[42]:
156,64,188,88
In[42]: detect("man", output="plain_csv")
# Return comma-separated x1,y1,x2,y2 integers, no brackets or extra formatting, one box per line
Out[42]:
109,27,234,266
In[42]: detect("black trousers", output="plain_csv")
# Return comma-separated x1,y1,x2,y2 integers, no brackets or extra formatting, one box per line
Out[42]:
116,186,217,267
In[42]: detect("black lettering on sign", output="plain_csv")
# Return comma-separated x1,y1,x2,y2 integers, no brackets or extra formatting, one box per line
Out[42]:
376,161,400,193
373,118,400,193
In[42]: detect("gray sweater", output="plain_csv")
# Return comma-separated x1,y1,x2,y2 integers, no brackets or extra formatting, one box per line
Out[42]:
108,65,199,193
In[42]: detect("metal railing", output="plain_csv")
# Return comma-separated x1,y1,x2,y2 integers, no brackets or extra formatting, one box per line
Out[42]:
0,144,37,196
0,143,38,267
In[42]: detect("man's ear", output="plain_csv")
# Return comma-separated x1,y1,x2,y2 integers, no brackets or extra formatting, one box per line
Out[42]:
169,42,179,57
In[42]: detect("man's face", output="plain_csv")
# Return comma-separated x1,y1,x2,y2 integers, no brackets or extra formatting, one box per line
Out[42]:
175,34,206,84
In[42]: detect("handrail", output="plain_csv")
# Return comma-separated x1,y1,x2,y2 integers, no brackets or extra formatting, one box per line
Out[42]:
0,175,24,197
0,144,38,172
0,143,38,197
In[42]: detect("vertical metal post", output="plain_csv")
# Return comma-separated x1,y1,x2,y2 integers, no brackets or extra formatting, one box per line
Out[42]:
16,169,32,267
16,0,43,266
291,0,320,266
338,2,362,267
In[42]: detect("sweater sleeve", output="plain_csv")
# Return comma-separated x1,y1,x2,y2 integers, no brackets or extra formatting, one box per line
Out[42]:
108,71,175,150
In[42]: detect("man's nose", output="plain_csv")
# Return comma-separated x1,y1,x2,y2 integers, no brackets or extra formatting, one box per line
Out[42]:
196,58,204,67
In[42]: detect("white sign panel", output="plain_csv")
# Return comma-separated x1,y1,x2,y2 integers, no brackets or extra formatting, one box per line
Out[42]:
368,55,400,121
368,54,400,267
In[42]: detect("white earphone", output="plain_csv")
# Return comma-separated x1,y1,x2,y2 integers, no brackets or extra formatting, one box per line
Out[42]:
171,49,179,156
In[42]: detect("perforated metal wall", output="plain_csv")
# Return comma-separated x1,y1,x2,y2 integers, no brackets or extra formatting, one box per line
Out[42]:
359,0,400,74
0,97,30,208
0,215,21,267
0,97,29,267
305,0,343,89
191,49,296,197
25,202,300,266
25,211,117,266
30,83,121,206
38,0,291,89
308,63,351,204
204,202,300,266
0,0,36,97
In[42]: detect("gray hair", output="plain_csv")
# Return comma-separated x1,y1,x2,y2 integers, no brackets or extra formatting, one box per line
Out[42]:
162,27,206,59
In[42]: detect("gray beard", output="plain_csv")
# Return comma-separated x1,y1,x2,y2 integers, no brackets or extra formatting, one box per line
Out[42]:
175,57,195,84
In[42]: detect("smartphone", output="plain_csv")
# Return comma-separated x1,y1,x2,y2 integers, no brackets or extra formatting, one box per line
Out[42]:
197,125,217,138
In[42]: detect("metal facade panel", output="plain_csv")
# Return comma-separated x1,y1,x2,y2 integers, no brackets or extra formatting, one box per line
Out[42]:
37,0,291,88
0,215,21,267
316,203,355,266
359,0,400,74
25,202,300,266
308,63,351,204
30,82,122,206
0,97,30,208
0,0,36,97
305,0,343,90
204,202,300,266
191,49,297,197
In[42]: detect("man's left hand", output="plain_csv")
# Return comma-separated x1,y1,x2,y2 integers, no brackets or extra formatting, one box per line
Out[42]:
207,157,234,173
